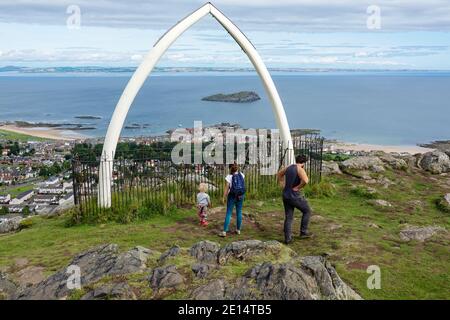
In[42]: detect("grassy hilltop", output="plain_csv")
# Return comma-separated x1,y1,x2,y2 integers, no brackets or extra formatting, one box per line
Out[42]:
0,160,449,299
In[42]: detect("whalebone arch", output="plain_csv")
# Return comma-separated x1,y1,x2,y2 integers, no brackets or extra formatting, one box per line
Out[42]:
98,2,294,207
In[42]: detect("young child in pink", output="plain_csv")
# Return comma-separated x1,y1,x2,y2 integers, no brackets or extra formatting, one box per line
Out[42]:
196,183,211,226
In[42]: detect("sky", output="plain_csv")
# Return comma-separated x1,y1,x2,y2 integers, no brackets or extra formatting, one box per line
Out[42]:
0,0,450,70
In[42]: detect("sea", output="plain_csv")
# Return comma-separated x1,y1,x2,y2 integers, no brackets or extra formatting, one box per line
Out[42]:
0,71,449,146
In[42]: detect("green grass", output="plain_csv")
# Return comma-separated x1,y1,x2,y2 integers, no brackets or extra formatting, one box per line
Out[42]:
0,184,34,198
0,129,50,142
0,167,449,299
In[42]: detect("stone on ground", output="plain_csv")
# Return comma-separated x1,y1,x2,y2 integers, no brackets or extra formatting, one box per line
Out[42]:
149,265,184,290
419,151,450,174
340,156,385,173
0,216,24,234
399,225,446,242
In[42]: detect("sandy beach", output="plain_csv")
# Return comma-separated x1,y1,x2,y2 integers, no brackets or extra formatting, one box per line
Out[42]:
0,124,87,141
326,141,434,154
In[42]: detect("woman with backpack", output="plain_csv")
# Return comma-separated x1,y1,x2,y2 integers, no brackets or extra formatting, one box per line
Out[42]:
219,163,246,237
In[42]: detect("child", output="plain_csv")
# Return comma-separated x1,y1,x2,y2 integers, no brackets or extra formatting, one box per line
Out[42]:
197,183,211,226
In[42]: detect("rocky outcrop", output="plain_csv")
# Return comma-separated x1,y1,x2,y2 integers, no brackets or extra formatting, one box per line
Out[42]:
0,272,18,299
322,161,342,175
149,265,184,290
190,240,220,264
15,244,153,300
379,154,408,170
81,282,136,300
419,151,450,174
192,263,216,279
158,246,180,264
399,225,446,242
217,240,283,265
191,257,361,300
0,216,24,234
6,240,361,300
340,156,385,173
191,279,229,300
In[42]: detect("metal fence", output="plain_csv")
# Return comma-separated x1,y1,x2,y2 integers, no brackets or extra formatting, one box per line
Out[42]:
72,134,323,216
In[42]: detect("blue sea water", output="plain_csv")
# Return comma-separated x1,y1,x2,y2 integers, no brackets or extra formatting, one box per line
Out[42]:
0,71,449,146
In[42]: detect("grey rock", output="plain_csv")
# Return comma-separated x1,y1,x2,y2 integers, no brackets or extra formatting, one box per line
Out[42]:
419,151,450,174
16,244,152,300
217,240,281,265
322,161,342,175
192,263,216,279
0,272,18,299
158,245,180,264
379,154,408,170
81,282,136,300
149,265,184,289
111,246,153,274
300,256,362,300
0,216,24,234
400,225,447,242
340,156,385,173
225,257,362,300
14,266,45,286
191,279,228,300
233,262,320,300
190,241,220,264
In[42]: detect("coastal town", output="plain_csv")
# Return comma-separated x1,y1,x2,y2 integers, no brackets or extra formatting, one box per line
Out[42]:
0,120,443,233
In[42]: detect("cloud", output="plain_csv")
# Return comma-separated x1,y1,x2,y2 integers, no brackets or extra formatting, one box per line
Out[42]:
0,0,449,32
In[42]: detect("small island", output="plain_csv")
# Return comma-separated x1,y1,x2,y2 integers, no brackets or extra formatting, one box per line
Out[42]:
202,91,260,103
75,115,102,120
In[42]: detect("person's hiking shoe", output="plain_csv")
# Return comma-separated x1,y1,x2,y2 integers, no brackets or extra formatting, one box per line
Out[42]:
236,230,241,235
201,221,208,227
218,231,227,237
299,232,314,239
284,238,293,245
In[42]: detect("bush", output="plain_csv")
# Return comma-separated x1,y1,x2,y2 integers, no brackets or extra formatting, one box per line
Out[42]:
19,219,33,230
436,197,450,213
322,153,352,162
350,185,379,199
303,181,336,198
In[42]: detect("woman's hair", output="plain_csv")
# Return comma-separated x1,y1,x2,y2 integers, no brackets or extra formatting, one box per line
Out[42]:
229,163,239,174
198,183,208,193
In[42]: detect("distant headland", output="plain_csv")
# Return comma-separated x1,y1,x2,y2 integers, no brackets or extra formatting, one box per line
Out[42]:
74,115,102,120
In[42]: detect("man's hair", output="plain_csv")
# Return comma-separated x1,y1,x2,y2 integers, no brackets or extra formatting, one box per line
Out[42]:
295,154,308,164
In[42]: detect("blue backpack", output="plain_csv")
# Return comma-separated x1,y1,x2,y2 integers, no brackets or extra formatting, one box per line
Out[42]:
230,172,246,199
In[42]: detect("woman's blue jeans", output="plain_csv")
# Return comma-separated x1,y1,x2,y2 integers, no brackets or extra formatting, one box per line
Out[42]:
223,194,244,232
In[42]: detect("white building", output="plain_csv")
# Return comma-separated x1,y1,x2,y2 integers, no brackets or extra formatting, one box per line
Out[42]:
59,193,74,205
0,194,11,204
38,183,65,195
10,190,34,205
33,194,58,205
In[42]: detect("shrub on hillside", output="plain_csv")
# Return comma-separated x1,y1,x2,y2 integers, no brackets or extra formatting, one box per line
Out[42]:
350,185,379,199
19,218,33,230
303,180,336,198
